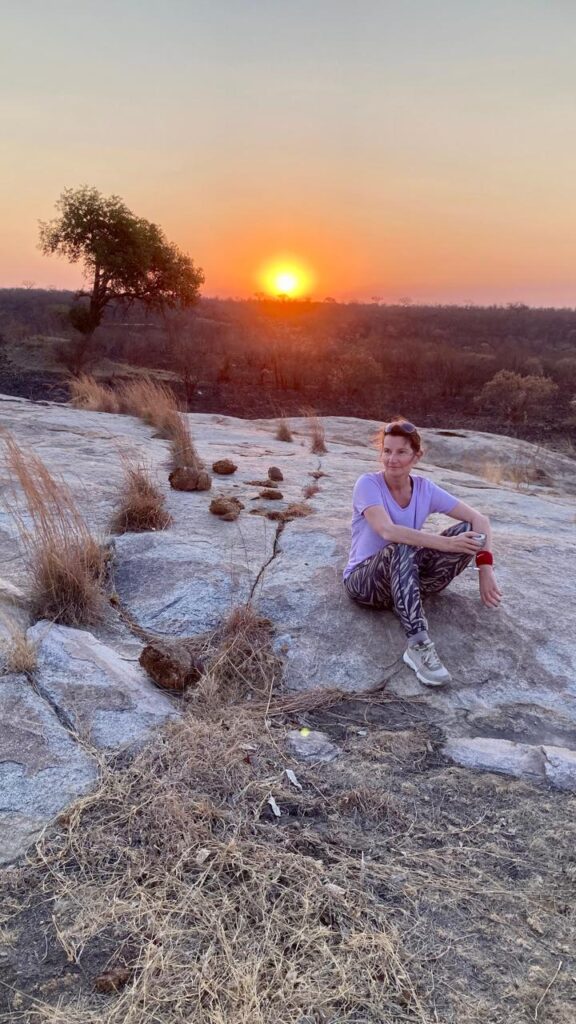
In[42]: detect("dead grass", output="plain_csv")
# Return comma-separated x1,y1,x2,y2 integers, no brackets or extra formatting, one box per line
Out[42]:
118,379,203,471
0,613,37,674
1,434,107,625
110,463,172,534
302,482,320,499
302,408,328,455
3,658,576,1023
275,418,293,442
68,375,120,413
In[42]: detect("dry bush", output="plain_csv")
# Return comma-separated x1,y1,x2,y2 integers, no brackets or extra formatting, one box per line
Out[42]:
110,463,172,534
302,482,320,499
302,408,328,454
1,434,106,625
69,375,120,413
275,418,293,442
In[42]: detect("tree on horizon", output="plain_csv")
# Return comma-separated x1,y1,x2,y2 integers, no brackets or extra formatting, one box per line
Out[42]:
39,186,204,371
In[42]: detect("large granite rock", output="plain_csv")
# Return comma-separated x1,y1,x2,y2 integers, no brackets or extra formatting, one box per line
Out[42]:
0,675,97,864
27,622,179,750
0,393,575,857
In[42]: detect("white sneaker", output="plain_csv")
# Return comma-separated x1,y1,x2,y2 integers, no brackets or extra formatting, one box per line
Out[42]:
403,642,452,687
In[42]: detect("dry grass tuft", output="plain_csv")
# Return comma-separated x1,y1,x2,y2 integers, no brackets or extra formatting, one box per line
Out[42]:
0,615,37,674
301,407,328,455
118,379,203,472
1,434,107,625
110,463,172,534
275,418,293,442
302,482,320,499
69,375,120,413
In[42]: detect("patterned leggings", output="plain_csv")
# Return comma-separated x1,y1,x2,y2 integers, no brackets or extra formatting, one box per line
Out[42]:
344,521,472,641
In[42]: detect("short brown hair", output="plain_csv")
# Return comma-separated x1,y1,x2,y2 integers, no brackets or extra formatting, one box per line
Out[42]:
378,415,422,455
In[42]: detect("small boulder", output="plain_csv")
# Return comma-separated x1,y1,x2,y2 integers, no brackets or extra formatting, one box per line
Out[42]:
139,640,205,692
210,496,245,521
267,466,284,481
169,467,212,491
259,488,283,500
212,458,238,475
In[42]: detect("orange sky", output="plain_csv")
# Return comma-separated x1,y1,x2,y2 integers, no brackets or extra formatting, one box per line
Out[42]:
2,2,576,305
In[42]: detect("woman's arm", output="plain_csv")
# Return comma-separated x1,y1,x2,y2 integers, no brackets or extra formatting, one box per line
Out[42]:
363,504,483,555
446,501,502,609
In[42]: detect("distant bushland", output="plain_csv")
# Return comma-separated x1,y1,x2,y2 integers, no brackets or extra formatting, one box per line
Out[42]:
1,289,575,447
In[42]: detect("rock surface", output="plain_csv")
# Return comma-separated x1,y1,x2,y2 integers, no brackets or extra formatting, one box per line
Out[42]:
0,675,97,864
27,621,178,749
1,394,576,861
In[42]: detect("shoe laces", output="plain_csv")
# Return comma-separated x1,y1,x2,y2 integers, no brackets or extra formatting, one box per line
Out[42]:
415,642,442,670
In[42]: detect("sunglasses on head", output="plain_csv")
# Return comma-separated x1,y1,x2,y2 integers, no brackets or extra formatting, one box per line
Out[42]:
384,421,417,434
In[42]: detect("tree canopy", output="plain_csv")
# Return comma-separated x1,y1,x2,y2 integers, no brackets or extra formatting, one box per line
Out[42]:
39,186,204,348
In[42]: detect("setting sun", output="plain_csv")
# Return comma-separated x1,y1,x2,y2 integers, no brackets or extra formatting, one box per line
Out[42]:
258,258,315,298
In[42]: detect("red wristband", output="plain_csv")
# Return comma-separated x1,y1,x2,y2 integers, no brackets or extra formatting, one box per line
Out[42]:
476,550,494,568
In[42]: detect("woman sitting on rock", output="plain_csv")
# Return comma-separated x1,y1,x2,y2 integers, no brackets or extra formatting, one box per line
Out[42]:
343,417,501,686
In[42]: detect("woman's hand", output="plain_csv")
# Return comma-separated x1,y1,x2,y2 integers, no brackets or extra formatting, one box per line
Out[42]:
478,567,502,608
441,531,485,555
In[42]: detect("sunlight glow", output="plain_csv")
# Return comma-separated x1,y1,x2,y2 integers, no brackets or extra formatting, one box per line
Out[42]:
258,258,315,298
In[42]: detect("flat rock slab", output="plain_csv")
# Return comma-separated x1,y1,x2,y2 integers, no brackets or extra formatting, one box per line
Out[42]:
0,675,97,864
27,622,179,750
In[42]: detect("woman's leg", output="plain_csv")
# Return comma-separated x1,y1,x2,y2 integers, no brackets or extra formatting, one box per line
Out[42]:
344,543,429,643
415,521,474,597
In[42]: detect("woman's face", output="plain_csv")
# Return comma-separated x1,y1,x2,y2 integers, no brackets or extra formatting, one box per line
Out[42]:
381,434,421,475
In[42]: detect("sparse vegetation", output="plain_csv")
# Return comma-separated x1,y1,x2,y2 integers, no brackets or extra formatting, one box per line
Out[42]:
2,657,575,1023
69,374,120,413
275,418,293,442
0,615,37,674
110,462,172,534
304,408,328,454
1,434,106,625
303,482,320,498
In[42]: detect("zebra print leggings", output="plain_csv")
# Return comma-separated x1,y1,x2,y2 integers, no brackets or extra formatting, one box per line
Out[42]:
344,521,472,641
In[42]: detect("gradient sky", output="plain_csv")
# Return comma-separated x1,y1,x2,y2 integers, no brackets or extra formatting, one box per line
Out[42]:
2,0,576,304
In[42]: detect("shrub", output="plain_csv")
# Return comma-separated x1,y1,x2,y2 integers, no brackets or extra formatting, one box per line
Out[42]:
2,434,106,625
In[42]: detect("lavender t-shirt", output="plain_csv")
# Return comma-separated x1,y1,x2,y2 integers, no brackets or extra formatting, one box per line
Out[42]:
343,473,459,579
